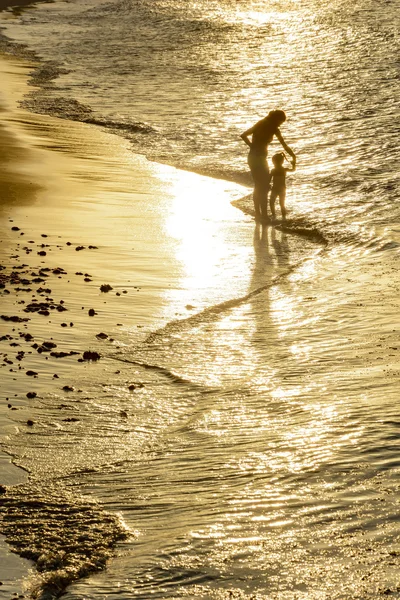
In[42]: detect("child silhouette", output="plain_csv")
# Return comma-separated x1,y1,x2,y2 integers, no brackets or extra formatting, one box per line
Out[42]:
269,152,296,221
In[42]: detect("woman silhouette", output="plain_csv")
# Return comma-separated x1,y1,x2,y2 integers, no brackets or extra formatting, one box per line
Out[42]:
241,109,295,220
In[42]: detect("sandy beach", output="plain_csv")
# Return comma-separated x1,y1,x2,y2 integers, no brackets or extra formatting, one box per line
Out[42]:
0,53,251,597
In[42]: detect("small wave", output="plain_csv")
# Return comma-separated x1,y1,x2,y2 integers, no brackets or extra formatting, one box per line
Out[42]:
20,92,155,135
142,260,310,348
374,240,400,252
110,356,206,389
231,195,328,245
0,481,128,599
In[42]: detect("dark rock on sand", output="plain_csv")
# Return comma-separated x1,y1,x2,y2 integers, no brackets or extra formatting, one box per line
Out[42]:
1,315,30,323
50,351,79,358
100,284,113,292
26,392,37,399
82,351,101,361
42,341,57,350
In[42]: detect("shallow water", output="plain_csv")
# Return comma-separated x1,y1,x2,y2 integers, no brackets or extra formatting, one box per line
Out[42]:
1,0,399,239
0,0,400,598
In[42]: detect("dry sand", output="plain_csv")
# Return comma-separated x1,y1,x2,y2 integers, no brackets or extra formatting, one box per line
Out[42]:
0,53,247,596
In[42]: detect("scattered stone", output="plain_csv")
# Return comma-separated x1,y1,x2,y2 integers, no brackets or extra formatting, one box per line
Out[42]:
26,370,38,377
37,251,47,256
96,332,108,340
62,417,80,422
27,420,34,426
82,351,101,361
84,278,92,282
120,410,128,418
76,246,85,251
50,351,79,358
1,315,29,323
38,341,57,352
53,374,59,378
128,384,136,391
88,309,96,317
24,301,67,314
11,226,20,231
26,392,37,399
62,386,74,392
20,333,33,341
100,284,113,292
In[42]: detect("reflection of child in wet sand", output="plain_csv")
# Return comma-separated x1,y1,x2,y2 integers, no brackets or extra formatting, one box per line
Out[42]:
269,152,296,221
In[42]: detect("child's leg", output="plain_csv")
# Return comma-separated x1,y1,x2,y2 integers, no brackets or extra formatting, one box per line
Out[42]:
269,190,277,219
278,189,287,220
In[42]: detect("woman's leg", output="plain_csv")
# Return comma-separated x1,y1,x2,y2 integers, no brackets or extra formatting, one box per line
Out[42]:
253,184,262,218
259,173,270,220
248,155,269,220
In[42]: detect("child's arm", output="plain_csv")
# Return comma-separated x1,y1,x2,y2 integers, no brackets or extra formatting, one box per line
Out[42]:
286,157,296,172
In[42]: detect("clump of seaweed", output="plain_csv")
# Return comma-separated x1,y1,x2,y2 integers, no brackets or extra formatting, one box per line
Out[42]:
0,482,128,599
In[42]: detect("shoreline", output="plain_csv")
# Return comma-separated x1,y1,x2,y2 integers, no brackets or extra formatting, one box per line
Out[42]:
0,51,248,598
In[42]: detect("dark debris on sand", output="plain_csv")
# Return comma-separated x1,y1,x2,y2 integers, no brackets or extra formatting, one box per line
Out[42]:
0,233,137,597
0,482,128,600
0,231,130,410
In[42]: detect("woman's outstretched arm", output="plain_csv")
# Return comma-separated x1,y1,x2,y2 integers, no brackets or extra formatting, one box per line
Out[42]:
276,129,295,159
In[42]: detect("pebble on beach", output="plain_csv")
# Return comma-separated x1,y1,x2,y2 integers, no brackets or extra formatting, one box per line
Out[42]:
82,351,101,361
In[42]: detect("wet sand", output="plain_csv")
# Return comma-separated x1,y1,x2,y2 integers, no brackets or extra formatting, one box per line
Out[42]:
0,53,247,597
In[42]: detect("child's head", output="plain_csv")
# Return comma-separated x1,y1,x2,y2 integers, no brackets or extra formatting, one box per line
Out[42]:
272,152,285,167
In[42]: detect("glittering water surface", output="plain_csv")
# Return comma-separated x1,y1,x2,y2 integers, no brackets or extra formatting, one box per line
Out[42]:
1,0,400,598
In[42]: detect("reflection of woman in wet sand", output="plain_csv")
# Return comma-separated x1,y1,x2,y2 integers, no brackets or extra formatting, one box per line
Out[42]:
240,110,296,221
